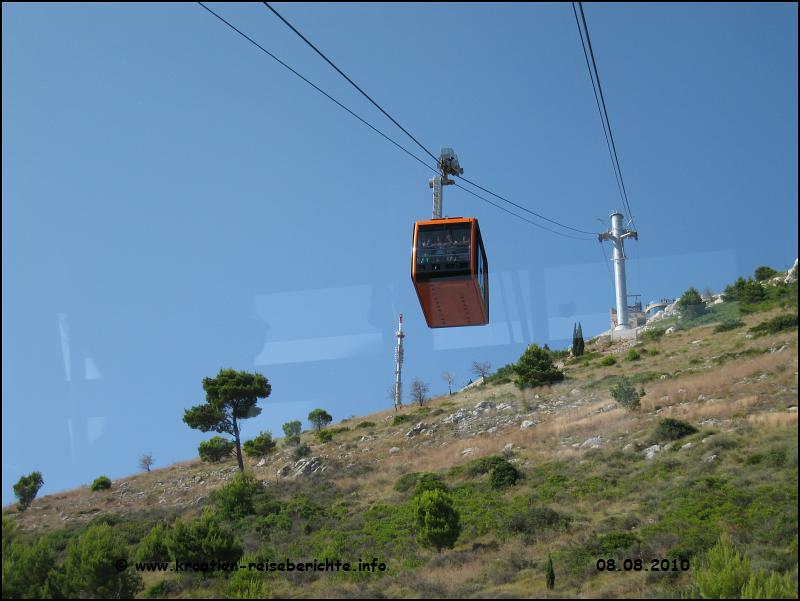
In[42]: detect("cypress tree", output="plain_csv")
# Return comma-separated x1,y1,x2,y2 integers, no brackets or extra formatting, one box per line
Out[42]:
575,322,585,357
545,553,555,590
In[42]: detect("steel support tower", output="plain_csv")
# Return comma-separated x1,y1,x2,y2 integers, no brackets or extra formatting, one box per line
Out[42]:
599,211,638,337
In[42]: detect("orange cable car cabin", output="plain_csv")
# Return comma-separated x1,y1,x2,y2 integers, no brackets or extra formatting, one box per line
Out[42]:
411,217,489,328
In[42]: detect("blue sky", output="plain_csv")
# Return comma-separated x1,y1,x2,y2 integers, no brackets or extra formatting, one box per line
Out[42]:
3,3,797,502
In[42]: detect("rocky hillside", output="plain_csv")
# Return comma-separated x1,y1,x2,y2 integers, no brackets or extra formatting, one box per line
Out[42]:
3,297,798,598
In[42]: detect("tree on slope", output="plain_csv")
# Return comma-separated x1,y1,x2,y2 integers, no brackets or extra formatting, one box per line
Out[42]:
183,369,271,472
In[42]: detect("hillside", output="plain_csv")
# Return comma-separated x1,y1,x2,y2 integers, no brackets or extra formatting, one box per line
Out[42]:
3,294,798,598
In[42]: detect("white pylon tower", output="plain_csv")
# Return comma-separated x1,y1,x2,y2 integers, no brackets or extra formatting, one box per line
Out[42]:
599,211,638,339
393,313,405,411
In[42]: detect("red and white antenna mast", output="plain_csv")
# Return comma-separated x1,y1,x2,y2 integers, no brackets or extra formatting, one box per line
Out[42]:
393,314,405,411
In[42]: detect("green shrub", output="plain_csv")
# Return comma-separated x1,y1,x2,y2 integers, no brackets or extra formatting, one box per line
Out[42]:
2,537,59,598
226,551,274,598
754,266,778,281
724,277,766,304
679,287,707,319
198,436,235,463
507,506,570,540
595,532,640,556
62,523,142,598
625,349,641,361
394,472,422,493
641,328,665,342
463,455,508,477
212,472,263,519
749,314,797,336
134,523,170,563
714,319,744,333
13,471,44,512
647,348,660,356
513,344,565,388
292,442,311,460
316,429,333,443
486,363,516,385
282,420,302,446
610,377,640,410
392,414,412,426
653,418,698,442
740,567,799,599
166,509,242,565
764,447,787,468
490,460,521,489
600,355,617,366
90,476,112,492
414,473,447,497
143,580,176,599
242,431,277,459
693,534,751,599
356,421,376,429
414,489,461,552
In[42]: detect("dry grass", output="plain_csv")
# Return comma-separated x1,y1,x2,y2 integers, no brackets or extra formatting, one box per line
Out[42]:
746,411,798,429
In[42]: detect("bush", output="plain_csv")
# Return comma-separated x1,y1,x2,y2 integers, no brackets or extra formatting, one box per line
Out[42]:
212,472,263,519
90,476,112,492
316,429,333,443
166,509,242,565
678,287,707,319
508,506,570,540
740,567,799,599
13,471,44,512
414,473,447,497
486,363,515,385
600,355,617,366
292,442,311,460
414,489,461,552
2,537,59,598
723,277,766,304
714,319,744,333
749,313,797,336
513,344,565,388
198,436,235,463
693,534,751,599
754,266,778,281
653,418,698,442
625,349,641,361
243,431,277,459
610,377,640,410
692,534,799,599
490,460,521,489
392,414,412,426
282,420,302,445
62,523,142,598
356,421,376,429
134,523,170,563
641,328,666,342
463,455,508,477
394,472,422,493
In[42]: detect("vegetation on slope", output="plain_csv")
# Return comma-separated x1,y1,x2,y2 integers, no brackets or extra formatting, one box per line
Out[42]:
3,270,798,599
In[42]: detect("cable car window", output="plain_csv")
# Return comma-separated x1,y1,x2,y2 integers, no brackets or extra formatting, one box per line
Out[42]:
477,239,486,306
416,223,471,278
